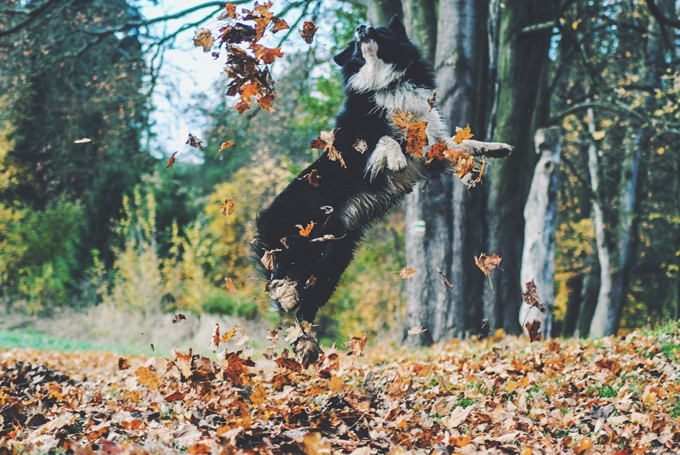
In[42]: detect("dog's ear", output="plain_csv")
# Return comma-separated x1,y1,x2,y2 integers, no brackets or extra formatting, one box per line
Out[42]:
333,42,355,66
388,15,407,38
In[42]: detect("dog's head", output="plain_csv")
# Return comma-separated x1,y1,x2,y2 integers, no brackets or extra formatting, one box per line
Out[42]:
333,15,427,93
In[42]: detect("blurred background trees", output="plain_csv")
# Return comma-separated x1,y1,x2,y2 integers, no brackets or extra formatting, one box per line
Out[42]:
0,0,678,345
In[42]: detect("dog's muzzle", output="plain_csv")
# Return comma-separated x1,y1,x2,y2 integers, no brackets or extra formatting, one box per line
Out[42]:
355,24,374,43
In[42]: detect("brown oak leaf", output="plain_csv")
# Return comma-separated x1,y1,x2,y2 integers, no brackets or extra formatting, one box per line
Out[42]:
300,21,318,44
522,279,546,313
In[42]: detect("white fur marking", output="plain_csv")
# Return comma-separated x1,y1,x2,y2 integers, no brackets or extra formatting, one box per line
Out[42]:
365,136,407,181
348,41,405,93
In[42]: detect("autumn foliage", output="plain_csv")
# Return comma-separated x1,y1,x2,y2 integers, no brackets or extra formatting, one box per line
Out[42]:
2,323,680,454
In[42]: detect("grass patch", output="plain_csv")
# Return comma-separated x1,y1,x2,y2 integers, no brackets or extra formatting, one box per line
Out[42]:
0,329,145,355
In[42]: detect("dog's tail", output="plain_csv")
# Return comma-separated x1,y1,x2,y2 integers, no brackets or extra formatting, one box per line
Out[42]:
434,139,513,188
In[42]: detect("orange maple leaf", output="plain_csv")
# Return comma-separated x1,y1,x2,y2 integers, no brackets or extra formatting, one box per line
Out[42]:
405,120,428,158
235,100,250,114
425,141,447,164
270,17,289,33
250,43,284,65
257,93,278,112
453,124,474,144
240,82,261,102
295,222,315,237
392,110,414,130
224,2,237,19
300,21,318,44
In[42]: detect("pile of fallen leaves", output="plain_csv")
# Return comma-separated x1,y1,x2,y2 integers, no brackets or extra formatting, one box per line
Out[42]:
1,323,679,455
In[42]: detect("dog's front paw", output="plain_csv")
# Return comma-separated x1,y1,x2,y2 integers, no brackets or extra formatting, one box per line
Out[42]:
365,136,407,181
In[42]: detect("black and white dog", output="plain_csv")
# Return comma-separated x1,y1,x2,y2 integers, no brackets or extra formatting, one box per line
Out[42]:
253,16,511,360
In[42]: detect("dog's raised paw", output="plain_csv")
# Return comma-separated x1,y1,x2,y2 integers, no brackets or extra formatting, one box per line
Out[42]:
365,136,407,180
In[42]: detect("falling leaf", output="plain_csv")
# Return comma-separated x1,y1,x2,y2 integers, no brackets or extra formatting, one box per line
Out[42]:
74,138,92,144
280,237,289,249
240,82,261,102
311,233,338,244
427,91,437,111
219,141,234,153
353,139,368,153
453,125,474,144
407,327,427,335
592,130,605,141
172,313,186,324
118,358,130,370
220,326,237,343
295,222,315,237
150,344,154,352
224,2,237,19
269,279,299,311
235,100,250,114
475,253,502,275
220,198,234,217
270,17,289,33
209,323,221,351
257,93,278,112
298,169,320,187
304,275,317,288
186,133,204,150
400,267,417,280
250,43,284,65
345,334,367,357
467,156,486,189
225,277,238,294
310,137,326,149
521,279,546,312
405,120,428,158
425,141,447,164
319,129,346,168
320,206,333,214
392,110,415,130
193,28,215,52
300,21,318,44
436,267,453,291
261,249,280,271
526,320,543,342
166,151,178,169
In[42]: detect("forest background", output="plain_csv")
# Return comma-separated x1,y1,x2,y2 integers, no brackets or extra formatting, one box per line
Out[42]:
0,0,678,352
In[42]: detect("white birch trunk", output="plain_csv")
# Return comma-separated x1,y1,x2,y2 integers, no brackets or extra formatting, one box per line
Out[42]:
519,127,560,337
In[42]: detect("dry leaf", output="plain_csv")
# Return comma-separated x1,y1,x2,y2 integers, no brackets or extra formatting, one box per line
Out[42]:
118,358,130,370
193,28,215,52
475,253,502,275
353,139,368,153
399,267,417,280
304,275,317,288
172,313,186,324
224,2,238,19
522,279,546,312
298,169,320,187
225,277,238,294
319,129,346,167
295,222,315,237
186,133,204,150
74,138,92,144
219,141,234,153
261,249,280,271
425,141,447,164
135,367,160,389
269,280,299,311
166,151,178,169
310,234,336,243
453,124,474,144
392,110,414,130
270,17,289,33
407,327,427,335
405,120,428,158
526,320,543,342
345,334,367,357
220,198,234,217
300,21,318,44
427,91,436,111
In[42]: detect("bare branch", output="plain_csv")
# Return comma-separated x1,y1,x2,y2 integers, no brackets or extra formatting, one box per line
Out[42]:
0,0,62,38
646,0,680,29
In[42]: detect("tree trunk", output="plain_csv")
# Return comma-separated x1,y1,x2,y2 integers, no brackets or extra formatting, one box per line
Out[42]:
366,0,403,27
484,0,554,334
402,0,490,344
519,127,560,338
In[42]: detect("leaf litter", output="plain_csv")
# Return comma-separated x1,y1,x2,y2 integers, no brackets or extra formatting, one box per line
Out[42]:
2,322,679,454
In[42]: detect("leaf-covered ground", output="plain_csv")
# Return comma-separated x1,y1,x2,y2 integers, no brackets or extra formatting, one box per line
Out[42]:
1,323,679,455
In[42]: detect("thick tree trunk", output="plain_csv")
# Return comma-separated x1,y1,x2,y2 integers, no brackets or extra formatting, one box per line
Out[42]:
366,0,403,27
484,0,553,334
402,0,489,344
519,127,560,338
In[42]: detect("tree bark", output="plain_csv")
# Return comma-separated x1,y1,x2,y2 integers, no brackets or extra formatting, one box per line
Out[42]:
484,0,554,334
402,0,490,344
366,0,403,27
519,127,560,338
